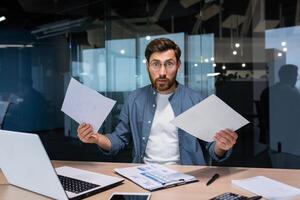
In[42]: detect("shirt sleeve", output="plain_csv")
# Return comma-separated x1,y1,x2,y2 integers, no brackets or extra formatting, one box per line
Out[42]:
206,141,232,162
98,96,132,156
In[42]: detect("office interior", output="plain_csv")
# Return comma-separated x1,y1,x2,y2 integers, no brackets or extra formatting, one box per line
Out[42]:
0,0,299,169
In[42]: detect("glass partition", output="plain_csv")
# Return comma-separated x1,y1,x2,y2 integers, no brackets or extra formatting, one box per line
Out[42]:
1,0,300,168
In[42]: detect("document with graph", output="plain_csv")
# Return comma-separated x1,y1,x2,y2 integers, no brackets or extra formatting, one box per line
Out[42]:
114,164,198,191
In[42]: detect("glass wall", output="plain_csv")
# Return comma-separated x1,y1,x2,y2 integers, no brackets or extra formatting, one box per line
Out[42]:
1,0,300,168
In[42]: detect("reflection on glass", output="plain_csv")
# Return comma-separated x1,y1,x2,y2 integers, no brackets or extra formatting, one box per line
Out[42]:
187,34,215,97
263,27,300,167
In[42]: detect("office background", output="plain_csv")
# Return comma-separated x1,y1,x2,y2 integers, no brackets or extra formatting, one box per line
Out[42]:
0,0,299,169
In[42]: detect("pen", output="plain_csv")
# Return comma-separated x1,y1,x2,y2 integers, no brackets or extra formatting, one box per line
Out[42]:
206,173,220,186
248,195,262,200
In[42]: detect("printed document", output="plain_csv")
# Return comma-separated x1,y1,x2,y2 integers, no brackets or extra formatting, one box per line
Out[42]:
171,94,249,142
114,164,197,191
61,78,116,131
232,176,300,199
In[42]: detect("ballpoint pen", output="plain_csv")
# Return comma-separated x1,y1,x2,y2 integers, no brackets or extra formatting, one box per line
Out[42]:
206,173,220,186
248,195,262,200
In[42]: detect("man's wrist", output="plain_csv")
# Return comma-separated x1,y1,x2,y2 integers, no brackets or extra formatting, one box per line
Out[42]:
214,145,226,158
96,133,112,151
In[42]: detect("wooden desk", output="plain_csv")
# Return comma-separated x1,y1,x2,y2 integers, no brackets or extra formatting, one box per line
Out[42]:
1,161,300,200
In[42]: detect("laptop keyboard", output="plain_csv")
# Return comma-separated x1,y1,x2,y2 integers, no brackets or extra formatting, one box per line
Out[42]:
58,175,100,194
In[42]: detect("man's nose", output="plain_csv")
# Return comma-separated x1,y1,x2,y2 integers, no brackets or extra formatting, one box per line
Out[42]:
158,65,167,76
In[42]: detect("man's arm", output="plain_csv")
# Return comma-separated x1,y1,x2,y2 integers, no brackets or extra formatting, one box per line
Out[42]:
77,123,112,151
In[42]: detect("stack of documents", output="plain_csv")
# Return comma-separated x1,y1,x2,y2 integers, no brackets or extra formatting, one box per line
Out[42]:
232,176,300,199
114,164,198,191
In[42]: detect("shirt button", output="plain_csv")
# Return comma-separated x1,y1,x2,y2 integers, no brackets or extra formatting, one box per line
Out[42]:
148,120,151,124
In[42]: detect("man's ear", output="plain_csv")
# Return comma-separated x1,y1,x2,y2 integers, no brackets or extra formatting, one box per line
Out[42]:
177,61,182,72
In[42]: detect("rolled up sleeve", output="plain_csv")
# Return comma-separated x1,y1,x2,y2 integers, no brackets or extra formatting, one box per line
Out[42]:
98,97,132,156
206,141,232,162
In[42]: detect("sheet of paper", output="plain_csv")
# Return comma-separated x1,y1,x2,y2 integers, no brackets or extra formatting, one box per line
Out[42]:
232,176,300,199
61,78,116,131
114,164,197,191
0,101,9,124
171,94,249,142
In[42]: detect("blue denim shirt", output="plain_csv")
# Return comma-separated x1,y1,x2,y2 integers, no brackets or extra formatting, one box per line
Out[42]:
104,83,231,165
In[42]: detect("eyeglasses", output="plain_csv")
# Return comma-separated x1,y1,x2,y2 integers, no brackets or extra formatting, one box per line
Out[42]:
149,60,177,71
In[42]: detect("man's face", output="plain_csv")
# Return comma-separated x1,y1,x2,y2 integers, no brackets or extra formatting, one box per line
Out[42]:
147,50,180,94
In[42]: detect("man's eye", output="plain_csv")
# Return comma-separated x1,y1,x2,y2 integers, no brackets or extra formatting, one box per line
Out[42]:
166,62,175,67
152,63,160,67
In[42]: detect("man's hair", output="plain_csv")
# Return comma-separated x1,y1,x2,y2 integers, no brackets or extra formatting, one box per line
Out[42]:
144,38,181,63
278,64,298,83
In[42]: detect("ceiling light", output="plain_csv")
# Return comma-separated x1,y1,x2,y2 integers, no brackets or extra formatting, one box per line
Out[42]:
281,41,286,46
207,72,220,77
213,63,216,67
277,52,282,57
222,65,226,70
283,47,287,52
142,59,146,63
0,44,34,48
146,35,151,40
0,16,6,22
242,63,246,67
120,49,125,54
235,43,240,48
194,63,198,67
232,50,237,55
210,57,215,61
204,58,209,63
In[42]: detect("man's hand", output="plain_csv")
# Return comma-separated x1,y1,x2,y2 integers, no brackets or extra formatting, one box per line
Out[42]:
77,123,99,144
213,129,238,157
77,123,112,151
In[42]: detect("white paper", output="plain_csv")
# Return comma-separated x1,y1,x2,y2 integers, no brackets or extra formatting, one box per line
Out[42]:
171,94,249,142
0,101,9,125
232,176,300,200
114,164,197,191
61,78,116,131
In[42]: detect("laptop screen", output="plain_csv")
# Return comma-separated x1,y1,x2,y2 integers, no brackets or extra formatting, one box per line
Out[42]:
0,130,123,200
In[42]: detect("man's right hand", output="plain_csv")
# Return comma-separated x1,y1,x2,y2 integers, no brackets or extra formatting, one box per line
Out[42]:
77,123,112,151
77,123,99,144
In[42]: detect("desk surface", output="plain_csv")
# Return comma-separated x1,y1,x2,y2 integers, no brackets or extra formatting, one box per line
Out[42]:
1,161,300,200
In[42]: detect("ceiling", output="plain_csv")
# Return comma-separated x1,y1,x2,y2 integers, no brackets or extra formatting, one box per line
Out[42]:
0,0,298,39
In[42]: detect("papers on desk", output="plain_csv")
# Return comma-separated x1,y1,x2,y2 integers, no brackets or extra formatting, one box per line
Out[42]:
171,94,249,142
114,164,198,191
232,176,300,199
61,78,116,131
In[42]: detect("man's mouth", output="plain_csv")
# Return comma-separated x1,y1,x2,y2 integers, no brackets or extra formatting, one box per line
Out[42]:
156,79,168,83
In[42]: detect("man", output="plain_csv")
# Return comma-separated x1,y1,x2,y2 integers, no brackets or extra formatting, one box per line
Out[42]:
260,64,300,153
77,38,238,165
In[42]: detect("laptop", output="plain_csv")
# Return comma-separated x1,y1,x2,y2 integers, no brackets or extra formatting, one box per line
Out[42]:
0,130,124,200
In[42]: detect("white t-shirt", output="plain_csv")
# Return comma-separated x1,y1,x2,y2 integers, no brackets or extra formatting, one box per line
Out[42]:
143,93,180,165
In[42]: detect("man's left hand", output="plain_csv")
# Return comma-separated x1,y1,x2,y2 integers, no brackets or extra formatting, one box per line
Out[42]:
214,129,238,157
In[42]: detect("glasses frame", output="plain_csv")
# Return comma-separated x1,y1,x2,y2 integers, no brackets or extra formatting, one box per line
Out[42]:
148,59,178,71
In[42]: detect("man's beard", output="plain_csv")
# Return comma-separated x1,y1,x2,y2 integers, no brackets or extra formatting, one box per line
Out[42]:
150,74,177,92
